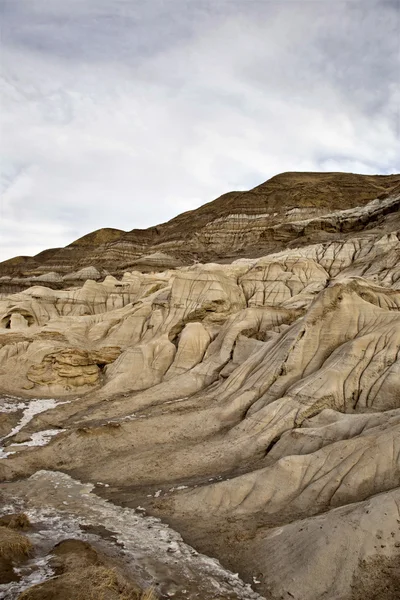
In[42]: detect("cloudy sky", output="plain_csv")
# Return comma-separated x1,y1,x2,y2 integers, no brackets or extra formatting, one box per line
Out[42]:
0,0,399,261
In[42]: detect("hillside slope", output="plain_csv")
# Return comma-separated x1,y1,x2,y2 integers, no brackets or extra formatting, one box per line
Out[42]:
0,175,400,599
1,172,399,292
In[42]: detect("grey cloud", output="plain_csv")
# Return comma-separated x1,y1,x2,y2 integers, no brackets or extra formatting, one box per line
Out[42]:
239,2,399,116
0,0,399,261
0,0,230,64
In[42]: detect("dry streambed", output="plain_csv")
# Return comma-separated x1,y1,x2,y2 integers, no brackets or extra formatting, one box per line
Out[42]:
0,470,264,600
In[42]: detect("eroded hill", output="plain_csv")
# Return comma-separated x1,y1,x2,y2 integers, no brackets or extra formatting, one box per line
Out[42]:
1,172,399,293
0,173,399,599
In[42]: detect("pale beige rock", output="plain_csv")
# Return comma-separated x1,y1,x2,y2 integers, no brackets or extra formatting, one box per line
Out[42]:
0,185,400,600
62,266,102,281
33,271,64,283
243,487,400,600
164,322,211,379
103,334,176,394
239,257,328,306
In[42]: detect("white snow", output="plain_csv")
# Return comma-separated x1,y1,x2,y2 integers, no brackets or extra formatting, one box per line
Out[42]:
2,471,264,600
0,429,65,459
169,485,189,492
0,399,26,413
3,399,68,439
21,429,65,448
0,397,69,459
0,556,54,600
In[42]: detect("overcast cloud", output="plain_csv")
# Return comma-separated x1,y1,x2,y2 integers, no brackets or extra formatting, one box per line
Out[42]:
0,0,399,261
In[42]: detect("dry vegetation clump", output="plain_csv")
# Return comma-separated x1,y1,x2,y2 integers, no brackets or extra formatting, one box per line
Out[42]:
0,525,32,561
140,589,157,600
18,566,157,600
0,515,32,584
0,512,31,530
17,539,158,600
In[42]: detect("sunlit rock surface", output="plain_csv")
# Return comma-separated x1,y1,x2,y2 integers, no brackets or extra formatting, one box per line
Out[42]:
0,173,400,599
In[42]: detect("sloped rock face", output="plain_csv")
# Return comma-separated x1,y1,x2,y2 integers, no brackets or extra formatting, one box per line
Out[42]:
1,172,399,292
0,175,400,599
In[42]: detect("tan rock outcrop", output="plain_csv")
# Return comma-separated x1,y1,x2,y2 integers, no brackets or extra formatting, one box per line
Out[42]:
0,174,400,600
1,172,399,291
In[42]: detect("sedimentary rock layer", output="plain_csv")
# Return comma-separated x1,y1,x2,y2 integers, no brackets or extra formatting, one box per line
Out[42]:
0,176,399,599
1,172,399,292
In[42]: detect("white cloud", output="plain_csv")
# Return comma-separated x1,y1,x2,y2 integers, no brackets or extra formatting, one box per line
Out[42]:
0,0,399,261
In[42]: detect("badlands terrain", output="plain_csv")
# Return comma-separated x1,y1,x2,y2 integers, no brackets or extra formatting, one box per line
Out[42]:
0,171,399,599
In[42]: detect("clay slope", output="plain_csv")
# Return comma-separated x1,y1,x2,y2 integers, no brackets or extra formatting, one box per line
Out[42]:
0,178,400,599
1,172,399,292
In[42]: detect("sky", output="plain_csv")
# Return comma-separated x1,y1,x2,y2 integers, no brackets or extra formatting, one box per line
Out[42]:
0,0,399,262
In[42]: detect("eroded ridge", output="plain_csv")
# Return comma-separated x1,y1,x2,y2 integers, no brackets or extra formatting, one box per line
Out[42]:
1,185,400,600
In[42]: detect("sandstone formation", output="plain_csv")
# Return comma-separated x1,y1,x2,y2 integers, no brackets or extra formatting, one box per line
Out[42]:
0,172,399,599
1,172,399,293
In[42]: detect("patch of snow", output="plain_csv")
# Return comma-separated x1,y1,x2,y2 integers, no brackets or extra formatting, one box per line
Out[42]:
0,447,12,459
164,397,188,405
25,429,65,448
0,398,26,413
123,413,137,421
0,430,65,459
0,555,54,600
0,398,70,459
169,485,189,492
4,399,69,440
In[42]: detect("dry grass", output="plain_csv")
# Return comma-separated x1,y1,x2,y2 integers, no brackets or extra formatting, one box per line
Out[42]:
18,565,158,600
0,526,32,561
84,566,120,600
0,513,31,530
140,589,157,600
16,538,159,600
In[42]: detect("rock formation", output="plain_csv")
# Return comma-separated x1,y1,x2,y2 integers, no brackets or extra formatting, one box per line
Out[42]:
1,171,399,292
0,172,399,599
